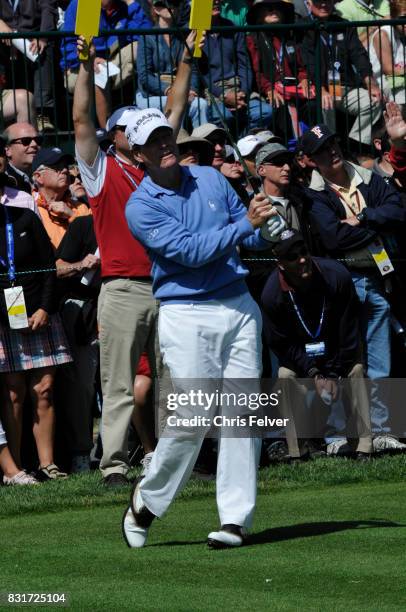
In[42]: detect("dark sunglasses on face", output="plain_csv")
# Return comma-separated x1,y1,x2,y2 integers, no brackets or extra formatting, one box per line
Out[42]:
8,136,43,147
209,137,226,147
69,173,82,184
285,246,309,262
263,156,291,167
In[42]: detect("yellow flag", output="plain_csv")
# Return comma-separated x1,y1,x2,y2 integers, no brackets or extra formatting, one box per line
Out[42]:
75,0,102,60
189,0,213,58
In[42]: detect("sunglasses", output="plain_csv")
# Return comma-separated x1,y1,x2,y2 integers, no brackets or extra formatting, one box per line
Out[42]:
208,137,226,147
262,156,291,167
284,246,309,262
69,173,82,184
8,136,43,147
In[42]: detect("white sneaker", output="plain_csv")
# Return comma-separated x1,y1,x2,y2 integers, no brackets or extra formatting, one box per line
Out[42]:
207,524,246,549
326,439,351,456
139,452,154,479
373,435,406,453
3,470,39,486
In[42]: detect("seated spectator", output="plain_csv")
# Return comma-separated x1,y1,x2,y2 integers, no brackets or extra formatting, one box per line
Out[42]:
247,0,315,139
199,0,273,135
261,229,373,459
0,418,38,484
0,134,39,215
4,122,42,193
192,123,228,169
136,0,208,128
61,0,151,128
0,179,71,481
55,215,100,473
302,123,406,449
369,0,406,104
176,128,214,166
301,0,382,145
68,163,88,204
335,0,390,47
0,0,57,131
32,148,91,250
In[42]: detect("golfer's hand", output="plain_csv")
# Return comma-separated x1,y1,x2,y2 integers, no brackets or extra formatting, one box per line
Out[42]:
247,192,276,229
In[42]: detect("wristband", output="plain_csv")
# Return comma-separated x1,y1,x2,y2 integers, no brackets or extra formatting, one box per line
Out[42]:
356,210,367,225
182,56,193,65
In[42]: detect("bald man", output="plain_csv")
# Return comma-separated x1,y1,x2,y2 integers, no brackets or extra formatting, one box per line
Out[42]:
5,123,43,193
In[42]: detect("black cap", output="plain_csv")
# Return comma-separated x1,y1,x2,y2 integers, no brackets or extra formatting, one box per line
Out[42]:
273,229,306,259
301,124,336,156
32,148,74,173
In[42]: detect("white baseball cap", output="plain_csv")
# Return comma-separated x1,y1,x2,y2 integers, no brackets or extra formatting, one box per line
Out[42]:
105,106,139,132
125,109,172,147
236,135,263,158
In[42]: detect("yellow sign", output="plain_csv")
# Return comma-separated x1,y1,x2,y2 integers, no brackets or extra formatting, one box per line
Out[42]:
189,0,213,58
75,0,102,60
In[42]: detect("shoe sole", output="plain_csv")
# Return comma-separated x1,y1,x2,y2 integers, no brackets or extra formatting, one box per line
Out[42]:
207,537,244,549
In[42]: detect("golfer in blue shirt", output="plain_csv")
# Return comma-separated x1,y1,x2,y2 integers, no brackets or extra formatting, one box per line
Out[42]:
123,108,285,549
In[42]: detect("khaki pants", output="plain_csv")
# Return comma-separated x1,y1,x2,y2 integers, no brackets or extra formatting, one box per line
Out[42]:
97,278,159,477
278,363,373,457
323,86,381,145
65,42,137,93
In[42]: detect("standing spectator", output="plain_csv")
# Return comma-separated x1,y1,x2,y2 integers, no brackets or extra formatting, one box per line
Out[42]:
4,122,42,193
61,0,152,128
301,0,382,145
72,34,199,486
261,229,373,459
302,123,406,446
369,1,406,105
0,0,58,131
0,134,39,214
335,0,390,46
0,194,71,481
199,0,273,134
247,0,314,139
136,0,208,128
176,128,214,166
55,215,100,473
1,418,38,484
32,148,91,250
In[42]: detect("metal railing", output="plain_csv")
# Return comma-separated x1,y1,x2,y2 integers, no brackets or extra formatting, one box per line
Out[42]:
0,18,405,152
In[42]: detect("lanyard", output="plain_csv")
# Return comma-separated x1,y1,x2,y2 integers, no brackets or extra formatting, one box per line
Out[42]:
8,0,19,12
289,291,325,340
109,150,141,190
330,186,363,216
3,207,16,285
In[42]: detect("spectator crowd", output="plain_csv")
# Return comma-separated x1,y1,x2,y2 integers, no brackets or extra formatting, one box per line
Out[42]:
1,0,406,487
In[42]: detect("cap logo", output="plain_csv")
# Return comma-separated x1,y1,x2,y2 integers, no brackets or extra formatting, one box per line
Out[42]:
311,126,323,139
133,111,165,133
280,229,295,241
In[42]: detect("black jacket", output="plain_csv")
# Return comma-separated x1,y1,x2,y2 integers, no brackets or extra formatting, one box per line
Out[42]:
261,257,360,377
304,163,406,259
0,0,57,32
300,15,372,89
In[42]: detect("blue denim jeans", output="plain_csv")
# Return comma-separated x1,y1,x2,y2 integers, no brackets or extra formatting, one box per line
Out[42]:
351,272,391,433
135,92,209,128
207,98,273,133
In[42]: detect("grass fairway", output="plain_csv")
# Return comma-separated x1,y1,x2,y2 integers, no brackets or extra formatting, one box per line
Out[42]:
1,457,406,611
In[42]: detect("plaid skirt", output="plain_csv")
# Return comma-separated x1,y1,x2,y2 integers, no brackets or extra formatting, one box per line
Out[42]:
0,314,72,373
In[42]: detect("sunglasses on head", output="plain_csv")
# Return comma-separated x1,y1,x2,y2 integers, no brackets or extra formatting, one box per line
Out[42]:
8,136,43,147
284,246,309,262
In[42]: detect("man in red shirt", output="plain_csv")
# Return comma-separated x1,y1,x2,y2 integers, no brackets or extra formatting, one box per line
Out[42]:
73,34,197,486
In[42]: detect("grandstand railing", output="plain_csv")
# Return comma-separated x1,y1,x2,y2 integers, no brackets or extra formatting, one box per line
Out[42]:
0,18,405,152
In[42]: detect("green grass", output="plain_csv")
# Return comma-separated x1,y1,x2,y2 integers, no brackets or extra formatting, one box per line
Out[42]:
1,457,406,611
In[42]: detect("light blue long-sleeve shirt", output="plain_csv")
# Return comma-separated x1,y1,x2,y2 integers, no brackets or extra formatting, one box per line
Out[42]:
125,165,269,302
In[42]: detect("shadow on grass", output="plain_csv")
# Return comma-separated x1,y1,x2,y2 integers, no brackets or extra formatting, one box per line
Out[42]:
248,519,405,546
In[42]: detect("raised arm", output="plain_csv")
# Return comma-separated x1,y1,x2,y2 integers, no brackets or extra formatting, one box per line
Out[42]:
72,36,99,166
164,30,203,138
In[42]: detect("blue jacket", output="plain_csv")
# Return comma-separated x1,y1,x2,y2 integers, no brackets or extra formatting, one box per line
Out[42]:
137,30,199,97
60,0,152,71
199,17,252,98
125,165,269,302
304,163,406,257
